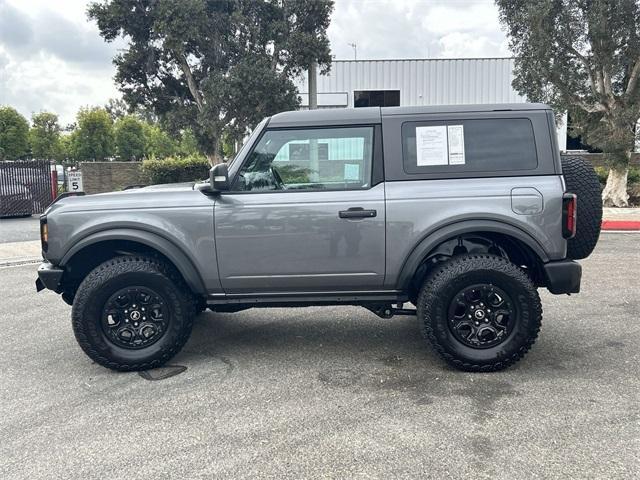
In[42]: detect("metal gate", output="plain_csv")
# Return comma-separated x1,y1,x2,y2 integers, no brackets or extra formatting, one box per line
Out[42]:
0,160,53,217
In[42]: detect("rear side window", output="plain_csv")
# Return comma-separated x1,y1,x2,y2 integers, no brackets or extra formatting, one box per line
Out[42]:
402,118,538,175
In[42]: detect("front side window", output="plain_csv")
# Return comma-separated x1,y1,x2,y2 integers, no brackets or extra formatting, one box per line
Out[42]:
234,127,374,192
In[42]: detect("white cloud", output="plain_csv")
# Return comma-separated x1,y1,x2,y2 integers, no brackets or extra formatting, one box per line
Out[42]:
0,0,512,125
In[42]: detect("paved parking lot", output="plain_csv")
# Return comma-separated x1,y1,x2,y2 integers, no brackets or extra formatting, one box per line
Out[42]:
0,216,40,243
0,233,638,479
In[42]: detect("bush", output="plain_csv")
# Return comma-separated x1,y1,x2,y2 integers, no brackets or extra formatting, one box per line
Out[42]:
142,155,210,185
594,166,640,185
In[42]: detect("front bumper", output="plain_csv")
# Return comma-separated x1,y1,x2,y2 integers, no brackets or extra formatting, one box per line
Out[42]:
35,262,64,292
543,260,581,295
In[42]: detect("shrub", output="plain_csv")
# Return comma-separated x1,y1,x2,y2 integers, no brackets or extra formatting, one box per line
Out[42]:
594,165,640,185
142,155,210,185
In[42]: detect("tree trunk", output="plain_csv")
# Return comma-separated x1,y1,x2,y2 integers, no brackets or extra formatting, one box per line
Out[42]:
602,164,629,207
207,152,223,166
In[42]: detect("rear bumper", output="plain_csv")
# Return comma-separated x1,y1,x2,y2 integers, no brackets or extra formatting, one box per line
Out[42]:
543,260,581,295
35,262,64,292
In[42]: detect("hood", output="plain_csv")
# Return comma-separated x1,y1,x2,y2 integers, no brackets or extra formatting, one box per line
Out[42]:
45,182,208,215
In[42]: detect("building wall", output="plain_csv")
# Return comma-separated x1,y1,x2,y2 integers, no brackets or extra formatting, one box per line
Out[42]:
294,58,568,151
79,161,143,194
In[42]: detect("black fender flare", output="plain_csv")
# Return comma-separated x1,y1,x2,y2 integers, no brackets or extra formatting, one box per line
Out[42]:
60,228,206,295
395,220,549,291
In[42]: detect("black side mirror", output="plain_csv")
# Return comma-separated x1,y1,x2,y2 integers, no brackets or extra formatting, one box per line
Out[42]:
210,163,229,191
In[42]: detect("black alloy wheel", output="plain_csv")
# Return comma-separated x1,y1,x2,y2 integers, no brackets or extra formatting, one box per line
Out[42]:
101,286,169,349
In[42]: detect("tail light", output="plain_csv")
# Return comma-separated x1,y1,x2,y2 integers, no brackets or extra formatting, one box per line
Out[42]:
562,193,577,239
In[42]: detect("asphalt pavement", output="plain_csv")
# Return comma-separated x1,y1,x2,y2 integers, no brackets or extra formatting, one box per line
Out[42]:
0,216,40,243
0,233,638,479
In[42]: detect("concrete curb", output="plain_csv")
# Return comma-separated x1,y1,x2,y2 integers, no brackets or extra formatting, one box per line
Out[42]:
602,220,640,231
0,258,41,268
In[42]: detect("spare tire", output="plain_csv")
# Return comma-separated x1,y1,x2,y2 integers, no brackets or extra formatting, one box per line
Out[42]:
561,156,602,259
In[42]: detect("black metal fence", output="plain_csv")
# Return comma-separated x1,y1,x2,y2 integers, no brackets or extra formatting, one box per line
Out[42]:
0,160,53,217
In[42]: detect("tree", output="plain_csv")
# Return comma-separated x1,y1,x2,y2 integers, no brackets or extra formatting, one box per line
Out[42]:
30,111,61,160
0,106,29,160
143,123,177,159
88,0,334,164
73,107,115,161
496,0,640,207
104,98,129,120
114,115,145,160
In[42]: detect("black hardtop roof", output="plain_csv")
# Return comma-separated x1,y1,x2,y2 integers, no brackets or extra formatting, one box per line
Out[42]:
267,103,551,127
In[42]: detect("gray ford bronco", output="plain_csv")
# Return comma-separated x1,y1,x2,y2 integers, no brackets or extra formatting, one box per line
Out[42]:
36,104,602,372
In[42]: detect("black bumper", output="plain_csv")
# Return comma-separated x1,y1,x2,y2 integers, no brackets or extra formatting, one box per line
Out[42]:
35,262,64,292
543,260,581,295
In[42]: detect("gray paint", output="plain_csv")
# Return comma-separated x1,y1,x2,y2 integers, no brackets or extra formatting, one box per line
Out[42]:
41,103,569,302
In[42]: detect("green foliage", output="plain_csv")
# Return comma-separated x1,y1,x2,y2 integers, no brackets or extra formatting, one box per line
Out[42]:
143,123,177,159
595,165,640,184
58,133,76,161
88,0,333,161
114,115,145,160
0,106,29,159
74,107,115,161
496,0,640,168
176,128,201,157
30,111,62,160
141,155,210,185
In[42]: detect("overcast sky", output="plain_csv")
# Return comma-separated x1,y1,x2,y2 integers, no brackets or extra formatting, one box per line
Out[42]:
0,0,510,125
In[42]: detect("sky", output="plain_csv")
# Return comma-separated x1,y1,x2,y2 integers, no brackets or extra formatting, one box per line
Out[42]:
0,0,511,125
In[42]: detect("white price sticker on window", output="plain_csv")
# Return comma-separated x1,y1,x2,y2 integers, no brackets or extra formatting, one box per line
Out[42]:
447,125,465,165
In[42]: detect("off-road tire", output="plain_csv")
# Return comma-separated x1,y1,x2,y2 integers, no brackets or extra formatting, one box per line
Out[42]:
417,254,542,372
72,255,196,371
561,156,602,259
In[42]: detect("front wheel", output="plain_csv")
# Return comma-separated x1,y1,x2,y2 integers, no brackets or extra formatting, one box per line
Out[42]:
417,254,542,372
72,256,196,371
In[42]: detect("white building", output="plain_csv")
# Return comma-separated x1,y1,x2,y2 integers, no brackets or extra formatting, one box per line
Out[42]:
294,58,568,151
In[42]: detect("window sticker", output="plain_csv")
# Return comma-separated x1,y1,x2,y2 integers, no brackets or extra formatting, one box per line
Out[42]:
344,163,360,180
416,126,448,166
447,125,465,165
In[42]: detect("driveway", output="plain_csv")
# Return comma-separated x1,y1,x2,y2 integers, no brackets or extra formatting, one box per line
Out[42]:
0,233,638,479
0,216,40,243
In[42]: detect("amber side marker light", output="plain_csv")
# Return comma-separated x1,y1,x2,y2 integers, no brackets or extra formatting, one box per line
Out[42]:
40,216,48,252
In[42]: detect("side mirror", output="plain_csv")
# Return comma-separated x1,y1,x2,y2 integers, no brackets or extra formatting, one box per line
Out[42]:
210,163,229,191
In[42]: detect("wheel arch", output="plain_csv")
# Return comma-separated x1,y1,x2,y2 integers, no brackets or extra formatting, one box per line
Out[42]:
60,229,206,296
396,220,549,293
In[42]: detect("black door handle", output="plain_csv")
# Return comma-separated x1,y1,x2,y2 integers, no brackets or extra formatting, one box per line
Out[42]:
338,207,377,219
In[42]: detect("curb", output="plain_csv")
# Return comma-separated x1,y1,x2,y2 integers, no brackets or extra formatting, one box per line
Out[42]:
0,257,41,268
602,220,640,231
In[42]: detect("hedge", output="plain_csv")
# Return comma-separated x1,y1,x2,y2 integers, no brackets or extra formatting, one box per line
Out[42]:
594,166,640,185
141,155,210,185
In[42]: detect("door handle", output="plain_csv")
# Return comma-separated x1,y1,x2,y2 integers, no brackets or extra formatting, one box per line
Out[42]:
338,207,377,219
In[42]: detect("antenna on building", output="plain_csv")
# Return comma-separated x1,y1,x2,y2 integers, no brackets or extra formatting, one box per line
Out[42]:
348,42,357,60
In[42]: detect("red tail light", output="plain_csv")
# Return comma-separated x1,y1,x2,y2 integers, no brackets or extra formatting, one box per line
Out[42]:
562,193,577,239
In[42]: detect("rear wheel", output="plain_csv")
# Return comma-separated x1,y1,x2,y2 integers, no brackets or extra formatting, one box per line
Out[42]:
417,254,542,372
72,256,195,371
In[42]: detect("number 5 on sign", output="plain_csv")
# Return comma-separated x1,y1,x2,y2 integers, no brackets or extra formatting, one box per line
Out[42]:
67,171,84,192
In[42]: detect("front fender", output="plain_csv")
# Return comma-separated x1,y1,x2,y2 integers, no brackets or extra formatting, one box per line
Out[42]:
60,228,207,295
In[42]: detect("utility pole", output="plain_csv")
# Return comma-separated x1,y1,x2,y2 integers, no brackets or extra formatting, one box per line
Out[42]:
348,42,357,60
308,61,318,110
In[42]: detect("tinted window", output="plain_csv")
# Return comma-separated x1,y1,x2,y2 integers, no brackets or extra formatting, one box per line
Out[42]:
354,90,400,108
402,118,538,174
234,127,374,192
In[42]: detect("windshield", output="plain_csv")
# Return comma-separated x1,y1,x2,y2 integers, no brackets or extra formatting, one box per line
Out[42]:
227,117,268,167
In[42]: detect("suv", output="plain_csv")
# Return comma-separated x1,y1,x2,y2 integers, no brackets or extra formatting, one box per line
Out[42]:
36,104,602,372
